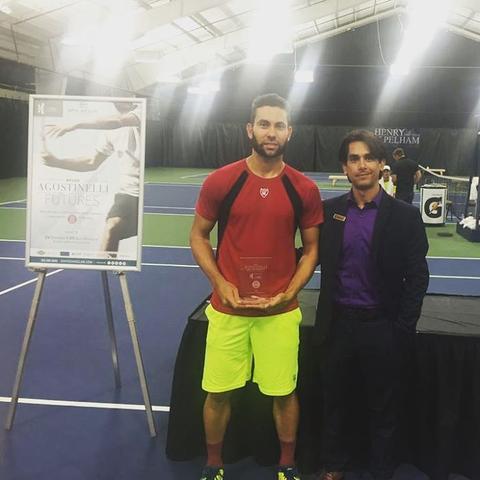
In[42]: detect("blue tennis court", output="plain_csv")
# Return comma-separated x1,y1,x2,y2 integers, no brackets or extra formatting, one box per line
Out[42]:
0,177,478,480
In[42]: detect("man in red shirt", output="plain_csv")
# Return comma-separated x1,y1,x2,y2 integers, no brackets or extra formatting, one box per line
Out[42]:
190,93,323,480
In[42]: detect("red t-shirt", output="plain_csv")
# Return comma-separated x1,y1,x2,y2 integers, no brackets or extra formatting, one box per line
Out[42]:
196,159,324,315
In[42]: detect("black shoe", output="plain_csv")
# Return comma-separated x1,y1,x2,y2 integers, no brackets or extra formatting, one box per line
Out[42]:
200,466,224,480
278,465,301,480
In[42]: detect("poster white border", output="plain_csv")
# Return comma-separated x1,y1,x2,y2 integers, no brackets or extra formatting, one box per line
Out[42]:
25,95,146,272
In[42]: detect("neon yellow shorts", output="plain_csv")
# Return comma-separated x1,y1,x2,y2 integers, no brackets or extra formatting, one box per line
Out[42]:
202,304,302,396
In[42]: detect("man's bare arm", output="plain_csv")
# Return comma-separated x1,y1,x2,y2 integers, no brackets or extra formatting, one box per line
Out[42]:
285,225,319,297
414,169,422,184
190,213,243,309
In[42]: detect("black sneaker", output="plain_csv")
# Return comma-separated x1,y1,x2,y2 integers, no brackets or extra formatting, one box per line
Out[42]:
277,465,301,480
200,466,224,480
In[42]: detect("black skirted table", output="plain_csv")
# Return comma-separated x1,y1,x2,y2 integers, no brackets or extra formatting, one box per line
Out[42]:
166,292,480,480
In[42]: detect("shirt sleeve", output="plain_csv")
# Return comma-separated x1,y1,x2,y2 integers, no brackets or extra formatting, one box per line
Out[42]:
195,171,226,221
300,183,324,229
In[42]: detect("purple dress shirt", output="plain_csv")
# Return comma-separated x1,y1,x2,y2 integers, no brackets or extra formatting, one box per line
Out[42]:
334,188,383,308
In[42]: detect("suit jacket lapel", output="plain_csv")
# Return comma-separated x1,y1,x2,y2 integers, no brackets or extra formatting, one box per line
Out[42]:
371,191,393,260
331,194,349,271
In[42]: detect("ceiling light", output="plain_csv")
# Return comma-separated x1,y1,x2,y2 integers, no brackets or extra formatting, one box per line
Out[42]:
295,70,314,83
247,0,293,61
158,74,181,83
61,34,87,46
0,3,11,15
187,86,203,95
390,62,410,76
188,80,220,95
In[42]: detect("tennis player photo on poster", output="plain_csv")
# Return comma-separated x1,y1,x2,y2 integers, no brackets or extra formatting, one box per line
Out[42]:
26,95,146,271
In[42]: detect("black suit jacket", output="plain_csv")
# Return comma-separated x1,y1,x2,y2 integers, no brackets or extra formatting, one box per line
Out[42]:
314,191,429,344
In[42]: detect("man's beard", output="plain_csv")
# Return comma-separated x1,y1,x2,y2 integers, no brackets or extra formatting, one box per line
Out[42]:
250,134,287,159
351,176,377,191
354,181,375,191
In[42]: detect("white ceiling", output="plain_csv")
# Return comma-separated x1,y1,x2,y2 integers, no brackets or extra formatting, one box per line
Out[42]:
0,0,479,94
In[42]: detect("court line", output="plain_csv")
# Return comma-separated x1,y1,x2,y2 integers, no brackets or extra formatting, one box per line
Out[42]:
145,182,201,187
0,208,195,216
0,259,477,279
0,396,169,412
144,212,194,216
0,240,196,249
180,173,209,179
430,275,480,280
1,241,480,261
145,205,195,210
0,269,63,296
1,206,196,214
311,271,480,280
142,262,198,268
0,198,26,206
143,244,192,249
0,257,199,269
427,256,480,260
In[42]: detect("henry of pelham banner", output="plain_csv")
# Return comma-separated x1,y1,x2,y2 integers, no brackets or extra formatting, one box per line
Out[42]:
26,95,146,271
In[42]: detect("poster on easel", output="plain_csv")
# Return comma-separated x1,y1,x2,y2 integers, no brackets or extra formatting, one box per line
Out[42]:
26,95,146,271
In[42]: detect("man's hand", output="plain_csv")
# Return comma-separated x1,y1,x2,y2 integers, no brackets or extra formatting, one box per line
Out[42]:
239,292,294,314
216,278,294,314
215,279,244,310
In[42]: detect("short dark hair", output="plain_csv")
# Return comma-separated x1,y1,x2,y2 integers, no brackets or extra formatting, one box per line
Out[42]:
338,129,387,165
250,93,290,123
392,147,405,158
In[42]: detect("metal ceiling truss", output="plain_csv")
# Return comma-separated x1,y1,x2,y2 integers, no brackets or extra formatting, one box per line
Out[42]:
0,0,477,95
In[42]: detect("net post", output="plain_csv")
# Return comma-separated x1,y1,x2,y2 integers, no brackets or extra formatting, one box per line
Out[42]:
473,119,480,225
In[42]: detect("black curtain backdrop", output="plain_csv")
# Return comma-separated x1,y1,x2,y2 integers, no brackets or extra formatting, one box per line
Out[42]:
0,108,476,179
0,58,35,93
0,98,28,179
144,121,477,175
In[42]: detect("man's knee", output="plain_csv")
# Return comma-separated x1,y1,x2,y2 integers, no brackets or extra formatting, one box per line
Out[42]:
206,391,232,407
273,391,297,408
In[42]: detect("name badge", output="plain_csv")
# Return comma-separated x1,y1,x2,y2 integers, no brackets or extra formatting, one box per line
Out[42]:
333,213,346,222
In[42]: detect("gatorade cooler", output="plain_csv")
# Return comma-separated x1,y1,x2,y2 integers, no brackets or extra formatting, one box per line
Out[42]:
420,184,447,225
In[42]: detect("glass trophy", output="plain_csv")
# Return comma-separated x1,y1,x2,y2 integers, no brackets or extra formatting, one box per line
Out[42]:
238,256,273,297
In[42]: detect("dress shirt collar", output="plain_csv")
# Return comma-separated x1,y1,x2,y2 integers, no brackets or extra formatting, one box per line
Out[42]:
347,186,383,209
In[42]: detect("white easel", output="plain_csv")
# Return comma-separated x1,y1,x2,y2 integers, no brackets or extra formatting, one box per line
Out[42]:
5,269,157,437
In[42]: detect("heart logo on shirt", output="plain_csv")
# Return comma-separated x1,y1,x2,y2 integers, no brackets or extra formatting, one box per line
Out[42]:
259,188,269,198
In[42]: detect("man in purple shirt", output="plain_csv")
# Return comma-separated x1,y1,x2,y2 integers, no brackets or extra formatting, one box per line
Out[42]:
315,130,429,480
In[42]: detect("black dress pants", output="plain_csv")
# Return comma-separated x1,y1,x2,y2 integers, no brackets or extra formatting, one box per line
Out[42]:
322,305,400,480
